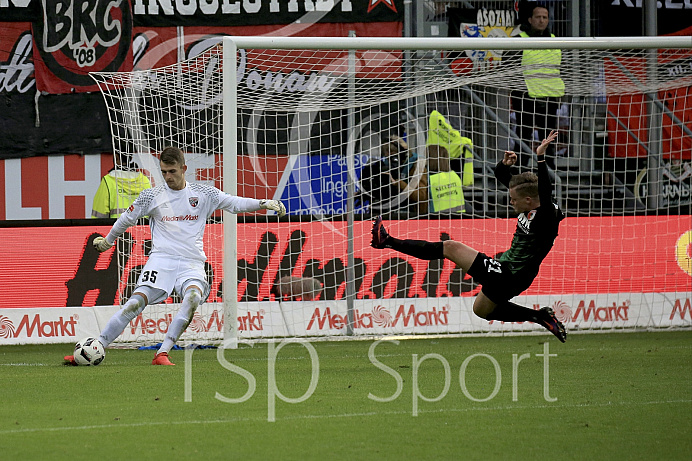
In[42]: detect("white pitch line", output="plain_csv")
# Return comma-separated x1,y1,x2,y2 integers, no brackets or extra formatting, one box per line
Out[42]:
1,399,690,435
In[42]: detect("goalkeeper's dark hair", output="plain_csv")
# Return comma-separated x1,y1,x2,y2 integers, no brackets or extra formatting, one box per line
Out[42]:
509,172,539,198
160,146,186,166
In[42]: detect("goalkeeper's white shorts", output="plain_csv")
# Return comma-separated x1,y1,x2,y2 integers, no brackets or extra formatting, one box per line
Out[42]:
135,254,210,304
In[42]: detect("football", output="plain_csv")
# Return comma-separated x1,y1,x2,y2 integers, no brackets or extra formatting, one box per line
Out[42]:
73,337,105,366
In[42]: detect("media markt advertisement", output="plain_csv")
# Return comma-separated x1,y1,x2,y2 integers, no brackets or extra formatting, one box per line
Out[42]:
0,217,689,343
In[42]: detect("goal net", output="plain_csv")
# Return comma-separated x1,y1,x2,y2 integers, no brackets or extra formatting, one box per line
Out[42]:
90,36,692,346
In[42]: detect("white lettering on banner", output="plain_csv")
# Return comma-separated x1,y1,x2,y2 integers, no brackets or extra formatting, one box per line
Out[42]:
0,33,34,93
42,0,123,60
131,46,336,113
476,8,514,27
0,152,217,220
133,0,352,15
668,61,692,78
47,155,102,219
610,0,692,7
0,0,32,7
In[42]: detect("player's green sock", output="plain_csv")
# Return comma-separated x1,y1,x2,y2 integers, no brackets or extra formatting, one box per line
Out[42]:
486,302,540,323
387,238,444,260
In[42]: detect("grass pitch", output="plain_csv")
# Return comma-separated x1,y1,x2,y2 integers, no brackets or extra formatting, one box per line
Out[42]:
1,331,690,460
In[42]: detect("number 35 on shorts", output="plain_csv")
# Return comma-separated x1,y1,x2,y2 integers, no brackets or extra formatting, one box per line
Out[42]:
140,270,158,283
484,258,503,274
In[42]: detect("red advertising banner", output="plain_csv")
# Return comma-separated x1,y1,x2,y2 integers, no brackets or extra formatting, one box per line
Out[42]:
0,216,689,309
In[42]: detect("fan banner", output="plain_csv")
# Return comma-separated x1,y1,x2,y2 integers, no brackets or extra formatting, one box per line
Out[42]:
0,217,689,309
445,7,517,74
31,0,135,93
597,1,692,36
0,22,34,94
132,0,403,27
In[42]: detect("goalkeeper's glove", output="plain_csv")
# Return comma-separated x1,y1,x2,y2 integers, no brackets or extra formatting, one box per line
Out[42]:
93,236,113,252
259,199,287,218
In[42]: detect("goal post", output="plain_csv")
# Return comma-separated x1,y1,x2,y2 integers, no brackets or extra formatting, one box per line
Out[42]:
91,35,692,346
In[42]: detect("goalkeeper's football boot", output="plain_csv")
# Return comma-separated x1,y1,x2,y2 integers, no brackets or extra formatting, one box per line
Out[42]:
63,355,78,366
371,216,390,249
152,352,175,366
537,307,567,343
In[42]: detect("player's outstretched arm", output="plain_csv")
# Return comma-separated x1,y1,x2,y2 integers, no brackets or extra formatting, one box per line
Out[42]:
494,151,516,188
536,131,559,204
502,151,518,166
259,199,287,217
93,190,150,252
536,130,558,159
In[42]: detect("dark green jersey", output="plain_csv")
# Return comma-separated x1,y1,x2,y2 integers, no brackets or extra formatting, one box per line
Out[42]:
494,161,564,277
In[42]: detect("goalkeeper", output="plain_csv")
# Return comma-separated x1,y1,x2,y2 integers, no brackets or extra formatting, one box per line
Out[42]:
371,131,567,342
65,146,286,366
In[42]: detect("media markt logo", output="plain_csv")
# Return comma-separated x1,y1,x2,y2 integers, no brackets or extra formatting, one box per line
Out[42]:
34,0,132,87
372,305,393,327
552,300,573,324
307,304,450,330
0,315,15,339
0,314,78,338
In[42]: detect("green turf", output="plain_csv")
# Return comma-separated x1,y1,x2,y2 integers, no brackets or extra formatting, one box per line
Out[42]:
1,331,690,460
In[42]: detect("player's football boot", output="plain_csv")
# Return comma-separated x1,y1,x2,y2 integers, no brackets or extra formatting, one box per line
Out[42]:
63,355,78,366
152,352,175,366
371,216,390,249
537,307,567,343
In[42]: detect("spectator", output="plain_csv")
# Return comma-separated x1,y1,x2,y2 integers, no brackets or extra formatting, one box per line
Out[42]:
92,153,151,218
425,111,474,213
359,135,428,216
511,4,565,170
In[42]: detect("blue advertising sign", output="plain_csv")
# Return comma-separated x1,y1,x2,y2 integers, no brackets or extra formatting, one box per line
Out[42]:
278,154,370,215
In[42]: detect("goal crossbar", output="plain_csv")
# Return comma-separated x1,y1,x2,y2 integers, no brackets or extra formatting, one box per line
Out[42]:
224,36,692,51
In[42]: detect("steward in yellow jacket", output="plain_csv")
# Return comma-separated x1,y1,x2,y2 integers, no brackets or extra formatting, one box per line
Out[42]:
91,169,151,218
511,4,564,169
426,110,474,213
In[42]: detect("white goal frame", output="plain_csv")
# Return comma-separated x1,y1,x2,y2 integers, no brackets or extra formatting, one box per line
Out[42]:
220,35,692,346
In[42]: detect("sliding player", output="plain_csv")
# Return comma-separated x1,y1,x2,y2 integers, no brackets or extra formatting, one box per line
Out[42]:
65,146,286,366
371,131,567,342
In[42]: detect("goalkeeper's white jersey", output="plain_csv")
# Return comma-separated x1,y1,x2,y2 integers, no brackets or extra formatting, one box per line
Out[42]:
106,182,261,262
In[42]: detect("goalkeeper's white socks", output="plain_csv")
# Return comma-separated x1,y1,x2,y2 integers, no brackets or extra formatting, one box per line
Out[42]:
98,294,146,347
157,288,201,354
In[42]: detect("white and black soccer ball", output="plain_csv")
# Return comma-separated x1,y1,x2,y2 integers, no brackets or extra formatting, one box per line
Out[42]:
74,337,105,366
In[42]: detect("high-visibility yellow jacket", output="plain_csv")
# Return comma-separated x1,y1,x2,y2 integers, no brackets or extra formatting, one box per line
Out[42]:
426,110,474,212
520,31,565,98
91,170,151,218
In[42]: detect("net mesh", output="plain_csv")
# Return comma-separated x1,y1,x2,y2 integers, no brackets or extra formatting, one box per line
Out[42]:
90,39,692,345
